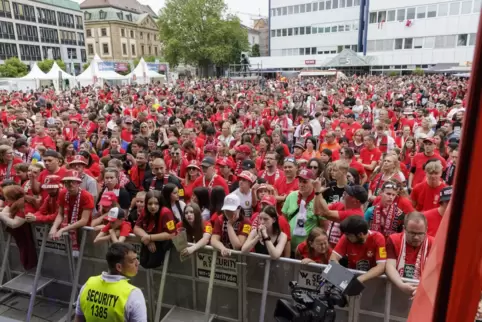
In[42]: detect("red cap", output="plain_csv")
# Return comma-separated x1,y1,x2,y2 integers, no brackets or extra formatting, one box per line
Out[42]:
423,137,436,144
62,170,82,182
69,155,88,165
235,144,251,155
297,169,316,180
186,160,201,171
99,191,118,207
261,195,276,206
238,171,256,184
41,175,62,189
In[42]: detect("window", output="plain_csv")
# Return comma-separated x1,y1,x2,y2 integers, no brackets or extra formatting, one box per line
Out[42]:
131,44,135,55
367,40,375,51
340,0,345,8
387,10,396,21
99,10,106,19
354,0,359,5
461,1,472,14
288,6,293,14
147,33,150,40
121,43,126,55
312,27,317,33
282,7,287,15
333,0,338,9
458,34,468,46
414,37,423,48
140,32,143,39
474,0,482,12
311,47,316,54
141,45,144,55
326,0,331,10
320,1,325,10
313,2,318,11
427,4,437,17
288,28,293,36
300,27,304,35
369,12,377,23
347,0,353,7
276,29,281,37
305,48,310,55
102,43,109,54
87,44,93,55
378,11,386,22
407,7,415,19
271,30,275,37
121,29,125,37
404,38,413,49
126,13,132,21
325,26,330,32
318,27,323,33
299,48,304,55
395,38,403,49
155,47,158,56
130,30,134,38
67,48,77,59
331,25,337,32
306,3,311,12
435,35,456,48
300,4,305,13
396,8,405,21
449,2,460,15
282,28,287,36
417,6,426,18
425,36,435,48
294,5,299,14
438,3,448,16
294,27,299,35
86,29,91,37
305,26,311,34
345,24,350,31
101,28,107,36
339,25,344,32
272,9,276,16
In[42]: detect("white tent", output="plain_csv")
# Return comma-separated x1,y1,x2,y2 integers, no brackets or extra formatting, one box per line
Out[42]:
44,62,75,91
16,62,50,91
127,58,166,84
76,54,127,86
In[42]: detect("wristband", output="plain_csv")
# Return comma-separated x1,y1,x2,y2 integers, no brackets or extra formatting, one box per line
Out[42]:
263,236,270,242
315,191,322,196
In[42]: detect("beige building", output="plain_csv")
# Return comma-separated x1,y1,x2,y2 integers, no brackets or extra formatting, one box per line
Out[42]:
80,0,161,61
252,18,269,57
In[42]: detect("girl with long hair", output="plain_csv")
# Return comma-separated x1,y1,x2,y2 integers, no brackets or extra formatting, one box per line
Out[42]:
241,205,288,259
97,167,131,210
162,183,186,222
400,137,416,170
60,141,76,164
177,203,212,256
209,186,226,224
192,187,211,221
295,227,332,264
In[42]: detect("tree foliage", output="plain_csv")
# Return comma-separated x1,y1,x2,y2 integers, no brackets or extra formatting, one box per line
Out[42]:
412,67,424,76
0,57,28,77
251,44,260,57
82,62,90,71
37,59,66,73
158,0,250,74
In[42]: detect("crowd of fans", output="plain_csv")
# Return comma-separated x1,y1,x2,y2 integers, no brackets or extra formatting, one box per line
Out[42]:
0,73,470,306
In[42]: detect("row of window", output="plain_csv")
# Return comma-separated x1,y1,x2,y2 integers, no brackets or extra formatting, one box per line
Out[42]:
16,23,38,42
60,30,77,45
0,42,17,60
367,33,477,51
67,47,77,59
273,44,358,56
271,20,359,38
87,42,159,57
58,11,74,28
0,0,12,18
37,7,56,26
369,0,480,24
40,27,59,44
13,2,35,22
272,0,360,17
42,46,61,60
19,44,41,61
0,21,14,40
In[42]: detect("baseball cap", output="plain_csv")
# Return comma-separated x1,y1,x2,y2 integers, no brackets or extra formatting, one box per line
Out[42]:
261,195,276,206
297,169,316,181
294,142,305,150
62,170,82,183
41,175,61,189
201,157,215,167
124,117,133,124
69,155,88,166
44,150,60,159
344,185,368,203
423,137,436,144
439,186,452,202
186,160,201,171
221,193,241,211
242,159,255,170
107,207,126,222
99,191,118,207
238,171,256,184
235,144,251,155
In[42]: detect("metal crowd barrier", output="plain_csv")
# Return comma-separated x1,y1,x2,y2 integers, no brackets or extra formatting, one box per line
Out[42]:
0,224,418,322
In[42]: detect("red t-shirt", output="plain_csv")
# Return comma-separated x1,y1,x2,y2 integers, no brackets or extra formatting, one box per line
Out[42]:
344,122,362,141
0,158,22,183
191,175,230,195
326,202,364,248
423,207,443,237
250,213,291,241
58,189,95,225
176,220,213,236
334,230,387,271
410,153,447,188
359,147,382,177
410,181,447,211
31,135,56,150
212,215,251,248
135,207,176,234
257,169,285,186
349,160,366,178
296,240,332,264
38,167,68,198
101,221,132,237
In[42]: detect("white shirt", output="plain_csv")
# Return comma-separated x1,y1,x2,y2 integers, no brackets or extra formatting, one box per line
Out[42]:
233,188,253,218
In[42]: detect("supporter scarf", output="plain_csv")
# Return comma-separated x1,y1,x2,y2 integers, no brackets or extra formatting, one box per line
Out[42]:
445,162,456,183
119,172,130,187
371,201,399,237
149,175,169,191
170,160,181,177
396,233,429,279
260,168,281,182
377,135,388,153
23,148,35,164
234,161,242,176
280,116,289,136
63,188,82,251
203,174,217,192
297,190,315,207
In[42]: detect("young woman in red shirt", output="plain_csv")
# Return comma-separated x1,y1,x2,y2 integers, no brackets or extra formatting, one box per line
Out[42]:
295,227,333,265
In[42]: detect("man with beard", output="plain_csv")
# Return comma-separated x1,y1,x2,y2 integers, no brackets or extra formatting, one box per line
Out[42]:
25,174,61,223
143,158,185,198
130,150,150,190
385,212,434,296
331,215,387,283
166,143,188,179
365,181,414,239
258,151,284,185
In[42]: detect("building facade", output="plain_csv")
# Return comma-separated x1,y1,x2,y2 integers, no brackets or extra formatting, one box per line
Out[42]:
0,0,86,74
251,0,480,72
81,0,161,62
253,18,269,57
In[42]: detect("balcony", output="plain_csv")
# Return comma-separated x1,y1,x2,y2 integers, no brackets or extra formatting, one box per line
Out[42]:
17,35,39,42
15,15,36,22
0,11,12,18
0,33,15,40
41,37,59,44
38,18,56,26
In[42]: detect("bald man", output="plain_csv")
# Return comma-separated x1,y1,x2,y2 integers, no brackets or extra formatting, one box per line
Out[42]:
143,158,185,198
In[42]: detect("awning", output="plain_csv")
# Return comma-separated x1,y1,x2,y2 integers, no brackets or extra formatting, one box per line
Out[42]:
323,49,372,67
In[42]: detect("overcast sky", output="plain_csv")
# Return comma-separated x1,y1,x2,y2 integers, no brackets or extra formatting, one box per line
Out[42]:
76,0,269,26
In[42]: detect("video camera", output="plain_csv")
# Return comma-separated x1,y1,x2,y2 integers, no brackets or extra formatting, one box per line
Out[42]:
274,261,364,322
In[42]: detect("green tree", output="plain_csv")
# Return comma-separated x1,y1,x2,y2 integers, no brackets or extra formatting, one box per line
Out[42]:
0,57,28,77
251,44,260,57
117,64,131,76
158,0,250,77
82,62,90,71
37,59,66,73
412,67,424,76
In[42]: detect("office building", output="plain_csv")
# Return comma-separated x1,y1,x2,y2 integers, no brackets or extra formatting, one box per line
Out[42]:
81,0,161,61
0,0,87,74
251,0,480,73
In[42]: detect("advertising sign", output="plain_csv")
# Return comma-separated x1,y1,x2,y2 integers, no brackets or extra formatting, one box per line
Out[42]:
98,62,115,71
114,62,129,72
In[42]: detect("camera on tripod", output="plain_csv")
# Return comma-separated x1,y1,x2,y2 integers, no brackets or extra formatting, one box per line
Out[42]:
274,261,364,322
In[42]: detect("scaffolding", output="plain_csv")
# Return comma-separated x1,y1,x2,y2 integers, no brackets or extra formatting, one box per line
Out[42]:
227,63,262,80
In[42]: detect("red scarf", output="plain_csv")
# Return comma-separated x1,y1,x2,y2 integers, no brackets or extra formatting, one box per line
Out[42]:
149,175,169,190
62,189,82,251
377,135,388,153
396,233,429,279
260,168,281,182
297,190,315,207
370,201,400,237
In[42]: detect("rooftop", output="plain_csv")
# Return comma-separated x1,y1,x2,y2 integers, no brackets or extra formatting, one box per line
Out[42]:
33,0,81,11
80,0,156,16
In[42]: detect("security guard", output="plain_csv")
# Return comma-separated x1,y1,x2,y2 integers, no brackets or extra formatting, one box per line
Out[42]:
74,243,147,322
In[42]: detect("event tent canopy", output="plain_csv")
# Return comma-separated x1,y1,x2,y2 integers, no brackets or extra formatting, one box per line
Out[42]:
20,63,49,80
45,62,75,80
128,58,166,83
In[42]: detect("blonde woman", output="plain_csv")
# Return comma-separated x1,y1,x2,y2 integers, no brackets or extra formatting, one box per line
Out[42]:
139,122,151,139
0,145,22,183
368,154,404,202
101,136,125,157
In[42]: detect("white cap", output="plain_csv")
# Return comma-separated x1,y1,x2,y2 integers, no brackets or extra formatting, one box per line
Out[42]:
221,194,241,212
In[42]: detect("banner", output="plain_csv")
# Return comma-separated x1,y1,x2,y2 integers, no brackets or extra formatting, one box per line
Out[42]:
146,63,159,72
98,62,115,71
114,62,128,72
196,251,238,286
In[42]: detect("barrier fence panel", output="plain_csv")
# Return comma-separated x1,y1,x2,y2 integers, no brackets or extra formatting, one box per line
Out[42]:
2,225,418,322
